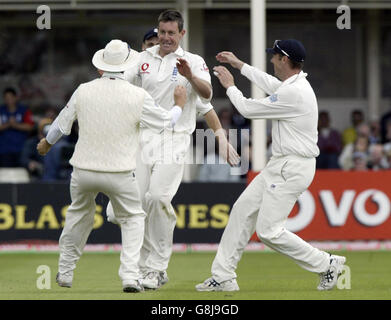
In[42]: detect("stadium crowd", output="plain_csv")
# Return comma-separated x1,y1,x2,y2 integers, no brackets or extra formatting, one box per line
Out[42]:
0,86,391,182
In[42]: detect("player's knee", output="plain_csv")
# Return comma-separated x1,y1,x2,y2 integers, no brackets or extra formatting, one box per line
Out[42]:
256,224,282,243
145,190,172,207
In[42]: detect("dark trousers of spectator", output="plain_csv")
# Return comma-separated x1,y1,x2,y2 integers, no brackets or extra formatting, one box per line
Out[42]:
0,152,21,167
316,153,340,169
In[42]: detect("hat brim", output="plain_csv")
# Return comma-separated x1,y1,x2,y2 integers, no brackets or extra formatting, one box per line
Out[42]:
92,48,140,72
266,48,277,55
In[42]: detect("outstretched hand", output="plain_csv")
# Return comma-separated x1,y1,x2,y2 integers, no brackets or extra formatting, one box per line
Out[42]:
215,129,240,167
216,51,244,70
213,66,235,89
176,58,193,80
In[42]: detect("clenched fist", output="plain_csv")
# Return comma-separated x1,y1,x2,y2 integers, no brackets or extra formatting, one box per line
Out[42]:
36,138,52,156
174,85,187,108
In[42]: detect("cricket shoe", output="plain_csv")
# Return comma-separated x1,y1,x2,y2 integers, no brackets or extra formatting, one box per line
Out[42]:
141,271,161,290
317,255,346,291
56,271,73,288
123,280,144,293
159,271,169,287
195,277,239,292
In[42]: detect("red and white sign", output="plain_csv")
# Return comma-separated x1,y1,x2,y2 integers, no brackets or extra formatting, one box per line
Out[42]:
248,170,391,240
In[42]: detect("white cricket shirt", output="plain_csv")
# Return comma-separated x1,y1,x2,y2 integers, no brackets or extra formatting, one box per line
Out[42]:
124,45,212,135
46,72,182,172
227,64,320,158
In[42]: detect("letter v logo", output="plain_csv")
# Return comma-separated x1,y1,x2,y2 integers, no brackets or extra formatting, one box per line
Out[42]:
319,190,356,226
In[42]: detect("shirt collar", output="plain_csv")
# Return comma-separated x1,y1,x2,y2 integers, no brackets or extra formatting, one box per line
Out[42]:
101,72,125,80
281,71,307,86
147,45,185,59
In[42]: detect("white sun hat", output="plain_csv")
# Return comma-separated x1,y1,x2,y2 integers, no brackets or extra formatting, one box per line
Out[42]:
92,39,140,72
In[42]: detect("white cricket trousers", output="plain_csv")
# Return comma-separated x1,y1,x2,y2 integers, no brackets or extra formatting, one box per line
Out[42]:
58,168,146,283
137,131,189,273
212,155,330,283
106,131,189,273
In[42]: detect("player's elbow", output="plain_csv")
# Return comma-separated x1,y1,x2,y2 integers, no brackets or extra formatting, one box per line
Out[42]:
235,105,252,119
200,87,212,102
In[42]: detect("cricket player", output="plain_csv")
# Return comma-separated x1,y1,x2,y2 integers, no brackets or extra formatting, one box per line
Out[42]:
142,27,159,50
37,39,187,293
106,10,239,290
196,39,346,292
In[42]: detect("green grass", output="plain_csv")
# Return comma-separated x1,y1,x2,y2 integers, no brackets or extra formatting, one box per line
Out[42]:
0,251,390,300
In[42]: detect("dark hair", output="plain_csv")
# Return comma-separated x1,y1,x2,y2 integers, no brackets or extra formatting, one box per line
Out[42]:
3,87,17,96
352,109,363,115
158,10,184,31
288,59,304,70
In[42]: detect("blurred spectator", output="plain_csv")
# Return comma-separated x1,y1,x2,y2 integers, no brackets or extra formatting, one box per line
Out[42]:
384,144,391,168
339,135,370,170
342,109,364,146
367,144,389,170
18,75,46,110
42,136,73,181
197,136,240,182
231,107,250,130
355,123,372,143
380,110,391,143
317,111,342,169
43,106,59,121
20,118,52,180
369,120,381,144
381,118,391,144
0,87,34,167
352,151,368,171
218,108,233,131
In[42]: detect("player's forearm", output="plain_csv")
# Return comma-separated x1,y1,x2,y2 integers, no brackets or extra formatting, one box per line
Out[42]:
189,76,212,101
46,117,65,145
204,109,222,133
241,63,281,95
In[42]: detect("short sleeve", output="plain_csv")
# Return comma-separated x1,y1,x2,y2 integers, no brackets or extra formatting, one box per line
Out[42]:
196,99,213,116
191,55,211,84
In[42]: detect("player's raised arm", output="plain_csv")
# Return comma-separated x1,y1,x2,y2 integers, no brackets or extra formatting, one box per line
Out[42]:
216,51,281,95
176,57,212,101
37,90,78,156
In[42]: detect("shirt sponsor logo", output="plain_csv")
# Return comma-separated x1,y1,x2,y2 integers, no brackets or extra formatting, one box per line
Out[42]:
140,63,150,74
202,63,209,72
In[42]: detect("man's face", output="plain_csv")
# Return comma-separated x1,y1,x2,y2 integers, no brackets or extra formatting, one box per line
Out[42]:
142,36,159,51
318,113,330,129
270,54,286,80
352,112,363,126
4,92,17,107
158,21,185,55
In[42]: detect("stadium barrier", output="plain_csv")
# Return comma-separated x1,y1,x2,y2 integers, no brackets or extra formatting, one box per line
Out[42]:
0,170,390,247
